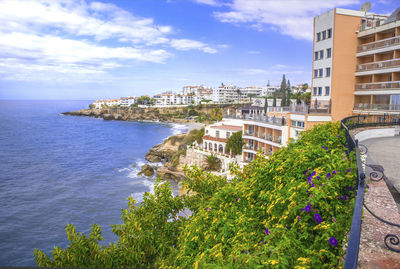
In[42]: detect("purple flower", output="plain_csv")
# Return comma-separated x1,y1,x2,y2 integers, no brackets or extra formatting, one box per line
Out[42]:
207,207,211,211
329,236,338,246
311,183,315,188
314,213,323,224
322,146,325,149
286,225,291,229
245,251,248,254
326,173,331,178
333,170,337,174
236,198,240,202
338,135,341,138
317,176,320,179
367,184,370,189
342,195,347,201
305,205,311,212
261,240,265,244
311,171,316,176
347,168,352,173
233,257,237,261
297,216,301,221
265,228,270,235
300,208,304,211
331,217,336,223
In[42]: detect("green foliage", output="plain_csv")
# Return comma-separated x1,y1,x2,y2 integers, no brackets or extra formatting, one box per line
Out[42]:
35,123,357,268
188,109,199,117
204,154,222,171
226,131,244,155
170,148,187,167
89,104,95,109
136,96,154,105
300,92,311,105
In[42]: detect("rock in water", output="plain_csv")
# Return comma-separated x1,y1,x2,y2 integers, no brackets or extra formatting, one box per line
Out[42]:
138,164,154,176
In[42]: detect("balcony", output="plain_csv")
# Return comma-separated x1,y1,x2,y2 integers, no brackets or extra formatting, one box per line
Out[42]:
353,103,400,112
357,36,400,54
224,114,285,126
355,81,400,91
356,58,400,73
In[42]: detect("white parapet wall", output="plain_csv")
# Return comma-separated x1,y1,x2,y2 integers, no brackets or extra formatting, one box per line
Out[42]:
354,128,400,142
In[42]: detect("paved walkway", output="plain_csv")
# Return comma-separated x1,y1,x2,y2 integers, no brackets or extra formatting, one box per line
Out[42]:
357,136,400,268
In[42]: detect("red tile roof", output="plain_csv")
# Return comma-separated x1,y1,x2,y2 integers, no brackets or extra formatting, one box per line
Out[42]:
202,135,227,143
210,124,242,131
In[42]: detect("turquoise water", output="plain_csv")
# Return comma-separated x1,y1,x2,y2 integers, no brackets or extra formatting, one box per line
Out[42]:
0,100,184,266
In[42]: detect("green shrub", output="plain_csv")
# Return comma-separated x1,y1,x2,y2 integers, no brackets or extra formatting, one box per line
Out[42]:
34,122,357,268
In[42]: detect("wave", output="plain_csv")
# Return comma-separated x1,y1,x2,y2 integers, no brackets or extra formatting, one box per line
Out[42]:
170,123,188,135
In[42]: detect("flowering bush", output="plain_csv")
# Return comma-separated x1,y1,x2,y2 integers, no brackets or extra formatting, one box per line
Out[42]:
34,122,357,268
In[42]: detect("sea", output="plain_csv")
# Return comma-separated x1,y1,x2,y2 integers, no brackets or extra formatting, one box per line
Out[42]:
0,100,187,266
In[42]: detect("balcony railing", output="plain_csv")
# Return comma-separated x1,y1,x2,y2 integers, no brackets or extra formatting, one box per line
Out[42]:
224,114,285,126
356,58,400,72
355,81,400,91
357,36,400,53
354,103,400,111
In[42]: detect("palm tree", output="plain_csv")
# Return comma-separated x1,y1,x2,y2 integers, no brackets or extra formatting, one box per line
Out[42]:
236,89,242,103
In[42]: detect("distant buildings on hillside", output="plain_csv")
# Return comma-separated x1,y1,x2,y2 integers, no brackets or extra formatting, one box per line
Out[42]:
91,83,307,109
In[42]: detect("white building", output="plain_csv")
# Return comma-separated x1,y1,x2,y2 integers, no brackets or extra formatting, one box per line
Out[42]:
153,92,194,106
202,121,242,155
214,83,245,103
120,97,136,107
92,99,121,109
261,86,279,97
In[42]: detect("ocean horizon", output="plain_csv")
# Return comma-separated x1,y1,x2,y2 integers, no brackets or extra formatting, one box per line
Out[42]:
0,100,185,266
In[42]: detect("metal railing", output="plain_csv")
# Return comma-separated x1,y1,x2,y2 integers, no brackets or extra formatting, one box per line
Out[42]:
356,58,400,72
224,114,286,126
355,81,400,91
354,103,400,112
342,114,400,268
357,36,400,53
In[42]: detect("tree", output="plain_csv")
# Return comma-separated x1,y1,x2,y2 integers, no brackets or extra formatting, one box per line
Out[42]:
236,89,243,103
280,74,286,93
273,93,277,107
247,93,257,104
89,104,95,109
299,92,311,105
137,96,154,105
205,154,221,171
264,97,268,113
286,80,292,106
226,131,244,155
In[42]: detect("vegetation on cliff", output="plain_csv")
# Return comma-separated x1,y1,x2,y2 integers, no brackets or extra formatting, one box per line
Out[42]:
34,122,357,268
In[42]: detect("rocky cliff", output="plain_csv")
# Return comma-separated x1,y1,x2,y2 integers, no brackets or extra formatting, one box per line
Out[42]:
62,104,242,124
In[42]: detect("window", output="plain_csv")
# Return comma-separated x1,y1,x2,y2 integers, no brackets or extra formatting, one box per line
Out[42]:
322,31,326,40
314,51,319,60
327,28,332,38
216,130,220,138
319,69,323,77
292,120,305,128
325,86,330,96
319,50,324,59
318,87,322,95
313,87,318,95
327,48,332,58
317,32,321,41
314,69,318,78
326,67,331,77
206,129,209,134
226,132,231,139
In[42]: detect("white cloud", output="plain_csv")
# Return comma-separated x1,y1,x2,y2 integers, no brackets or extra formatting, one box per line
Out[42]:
194,0,223,7
170,39,217,53
212,0,360,41
0,0,216,80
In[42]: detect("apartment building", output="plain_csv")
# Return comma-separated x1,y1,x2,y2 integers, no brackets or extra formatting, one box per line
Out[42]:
153,92,194,106
214,83,244,103
120,97,136,107
353,9,400,115
311,7,393,121
93,99,121,109
241,115,288,162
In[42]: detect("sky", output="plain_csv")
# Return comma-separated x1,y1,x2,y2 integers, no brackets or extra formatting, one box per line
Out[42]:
0,0,398,100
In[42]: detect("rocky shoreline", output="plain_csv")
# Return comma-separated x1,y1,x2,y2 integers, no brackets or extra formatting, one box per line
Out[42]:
62,106,221,186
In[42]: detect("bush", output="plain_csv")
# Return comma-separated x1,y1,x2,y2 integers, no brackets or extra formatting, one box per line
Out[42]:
34,122,357,268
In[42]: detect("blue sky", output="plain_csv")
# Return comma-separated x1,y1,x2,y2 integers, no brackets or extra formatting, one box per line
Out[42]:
0,0,398,100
